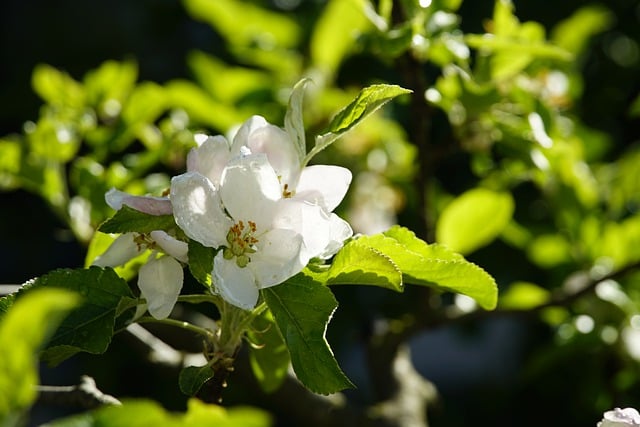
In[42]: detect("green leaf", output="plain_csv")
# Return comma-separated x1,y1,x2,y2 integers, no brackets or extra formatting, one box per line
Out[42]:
0,288,80,421
188,239,214,287
31,63,85,109
262,274,354,395
284,78,310,163
305,240,403,291
551,5,613,56
179,364,215,397
310,0,370,78
16,267,135,365
436,188,514,255
46,398,271,427
359,226,498,310
246,310,290,394
184,0,300,49
305,84,411,165
0,138,21,189
499,282,550,310
99,205,176,234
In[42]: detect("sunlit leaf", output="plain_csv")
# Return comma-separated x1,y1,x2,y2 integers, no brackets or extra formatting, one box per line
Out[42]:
310,0,370,78
262,274,354,395
0,288,79,421
46,398,271,427
358,226,498,310
551,5,613,55
500,282,550,310
436,188,514,255
31,64,85,109
305,84,411,164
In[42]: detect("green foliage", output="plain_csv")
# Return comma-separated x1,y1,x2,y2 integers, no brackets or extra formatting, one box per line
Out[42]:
178,364,215,397
246,310,291,394
8,267,135,366
99,205,176,234
46,398,271,427
436,188,514,255
262,274,354,395
187,239,214,287
0,289,80,423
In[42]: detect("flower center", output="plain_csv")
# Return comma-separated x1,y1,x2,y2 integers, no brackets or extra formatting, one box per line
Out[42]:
223,220,258,268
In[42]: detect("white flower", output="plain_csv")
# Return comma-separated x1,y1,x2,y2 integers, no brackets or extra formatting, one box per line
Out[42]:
96,189,187,319
171,148,352,310
598,408,640,427
92,231,187,319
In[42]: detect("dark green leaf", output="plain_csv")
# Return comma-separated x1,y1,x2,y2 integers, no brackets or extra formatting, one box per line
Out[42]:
262,274,354,395
16,267,135,365
188,239,214,287
99,205,176,234
246,310,290,393
179,364,215,397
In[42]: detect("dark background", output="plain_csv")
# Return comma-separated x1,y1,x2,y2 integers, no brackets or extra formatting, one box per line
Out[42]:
1,0,639,426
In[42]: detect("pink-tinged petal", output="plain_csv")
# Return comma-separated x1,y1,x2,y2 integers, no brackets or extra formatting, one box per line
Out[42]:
138,255,184,319
170,172,232,248
230,115,301,191
92,232,142,267
295,165,352,212
105,188,173,216
219,154,280,228
250,228,305,288
213,253,260,310
186,135,231,186
149,231,188,263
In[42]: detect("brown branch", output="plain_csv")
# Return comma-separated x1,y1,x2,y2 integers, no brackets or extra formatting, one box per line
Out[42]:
36,375,121,409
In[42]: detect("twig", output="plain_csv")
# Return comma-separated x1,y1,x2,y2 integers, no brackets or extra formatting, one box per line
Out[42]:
36,375,121,409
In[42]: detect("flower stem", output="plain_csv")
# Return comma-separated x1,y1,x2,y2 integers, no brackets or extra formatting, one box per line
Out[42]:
137,316,214,339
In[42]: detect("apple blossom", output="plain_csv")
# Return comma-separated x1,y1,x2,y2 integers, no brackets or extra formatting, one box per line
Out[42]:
598,408,640,427
171,146,352,310
96,189,188,319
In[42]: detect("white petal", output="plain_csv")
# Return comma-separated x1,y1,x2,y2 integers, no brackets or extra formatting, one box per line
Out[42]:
138,255,184,319
318,214,353,259
92,233,141,267
219,154,280,228
250,228,305,288
230,115,268,151
213,253,259,310
230,115,301,191
271,200,333,260
295,165,352,211
170,172,232,248
149,231,188,263
105,188,172,215
186,135,231,186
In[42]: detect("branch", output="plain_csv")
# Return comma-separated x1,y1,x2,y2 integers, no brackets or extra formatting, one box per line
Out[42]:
36,375,121,409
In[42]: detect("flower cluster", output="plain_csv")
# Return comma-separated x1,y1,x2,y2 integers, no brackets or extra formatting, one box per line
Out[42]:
96,115,352,316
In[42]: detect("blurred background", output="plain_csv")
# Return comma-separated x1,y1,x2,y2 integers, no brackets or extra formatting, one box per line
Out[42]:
1,0,640,426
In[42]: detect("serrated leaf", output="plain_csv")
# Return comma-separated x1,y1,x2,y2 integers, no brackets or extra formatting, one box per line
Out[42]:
15,267,135,365
306,240,403,291
358,226,498,310
284,78,309,162
436,188,514,255
304,84,411,165
0,288,80,420
99,205,176,234
179,364,215,397
188,239,214,287
247,310,290,394
262,274,353,395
